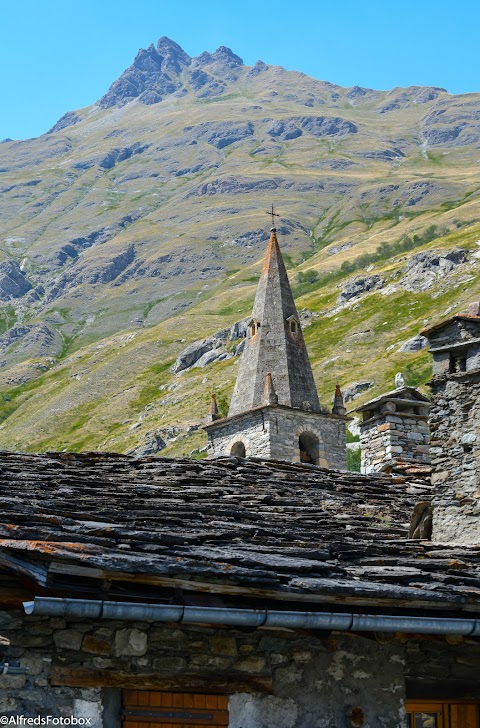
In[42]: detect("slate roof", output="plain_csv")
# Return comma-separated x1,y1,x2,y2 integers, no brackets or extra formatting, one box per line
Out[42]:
353,386,430,413
1,451,480,615
421,314,480,337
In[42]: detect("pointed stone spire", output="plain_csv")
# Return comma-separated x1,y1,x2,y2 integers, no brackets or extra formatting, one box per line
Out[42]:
332,385,346,416
207,392,220,422
229,228,321,416
262,373,279,405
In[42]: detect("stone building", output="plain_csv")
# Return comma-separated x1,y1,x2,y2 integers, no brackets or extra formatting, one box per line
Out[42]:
422,302,480,544
355,386,430,474
205,228,347,469
2,451,480,728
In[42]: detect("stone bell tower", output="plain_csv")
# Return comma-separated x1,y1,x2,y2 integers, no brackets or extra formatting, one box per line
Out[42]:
204,227,347,469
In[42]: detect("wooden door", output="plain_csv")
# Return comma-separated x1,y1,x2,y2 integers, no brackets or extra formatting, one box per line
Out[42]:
122,690,229,728
449,703,479,728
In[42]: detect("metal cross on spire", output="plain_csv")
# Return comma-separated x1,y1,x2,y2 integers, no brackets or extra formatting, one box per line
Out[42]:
265,204,280,229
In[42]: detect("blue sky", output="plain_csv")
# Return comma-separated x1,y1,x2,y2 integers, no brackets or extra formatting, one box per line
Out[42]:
1,0,479,140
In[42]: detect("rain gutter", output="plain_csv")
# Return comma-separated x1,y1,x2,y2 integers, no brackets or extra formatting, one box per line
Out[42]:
23,597,480,636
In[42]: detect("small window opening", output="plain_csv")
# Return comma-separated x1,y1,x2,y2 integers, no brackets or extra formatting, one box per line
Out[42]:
249,320,260,337
231,441,246,458
450,354,467,373
299,431,319,465
290,319,297,334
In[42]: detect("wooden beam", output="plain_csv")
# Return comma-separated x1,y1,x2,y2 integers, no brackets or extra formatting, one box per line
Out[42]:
406,678,480,700
47,562,477,612
50,667,273,694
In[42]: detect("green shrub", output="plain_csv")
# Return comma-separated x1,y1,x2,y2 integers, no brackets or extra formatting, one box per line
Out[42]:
340,225,438,275
297,270,320,285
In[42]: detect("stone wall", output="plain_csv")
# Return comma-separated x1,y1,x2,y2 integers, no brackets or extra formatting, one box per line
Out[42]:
405,636,480,697
206,408,271,459
268,407,347,470
360,413,430,474
429,370,480,543
206,405,347,470
3,608,480,726
0,608,411,728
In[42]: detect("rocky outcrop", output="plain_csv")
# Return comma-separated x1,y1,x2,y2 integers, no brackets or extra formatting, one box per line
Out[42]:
0,261,32,300
129,432,167,457
171,320,248,373
186,121,254,149
398,335,429,353
192,349,233,368
99,143,149,169
264,115,357,140
343,381,374,402
422,97,480,147
55,212,144,266
360,148,405,160
377,86,446,114
171,338,220,373
401,249,467,292
338,275,384,302
48,111,81,134
230,319,249,340
47,245,135,300
189,176,279,197
98,39,246,107
0,323,63,362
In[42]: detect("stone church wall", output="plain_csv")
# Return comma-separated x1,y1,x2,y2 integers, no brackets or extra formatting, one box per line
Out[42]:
206,406,346,470
206,409,271,459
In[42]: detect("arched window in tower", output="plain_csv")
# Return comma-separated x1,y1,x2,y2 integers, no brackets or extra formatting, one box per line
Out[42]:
299,431,319,465
248,319,260,338
230,441,246,458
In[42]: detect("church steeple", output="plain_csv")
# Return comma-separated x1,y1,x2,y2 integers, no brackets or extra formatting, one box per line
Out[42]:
204,221,347,471
228,228,321,416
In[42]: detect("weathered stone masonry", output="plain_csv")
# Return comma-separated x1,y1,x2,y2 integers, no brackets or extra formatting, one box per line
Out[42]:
4,610,480,727
428,369,480,543
355,387,430,474
0,610,456,728
422,307,480,543
206,404,347,469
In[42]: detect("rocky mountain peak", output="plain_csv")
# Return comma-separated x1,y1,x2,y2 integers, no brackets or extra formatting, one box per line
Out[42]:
196,46,243,68
99,36,192,108
132,44,163,71
156,36,192,74
98,38,244,108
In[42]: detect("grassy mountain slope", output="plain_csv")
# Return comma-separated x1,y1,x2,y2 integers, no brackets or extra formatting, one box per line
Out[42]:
1,38,480,453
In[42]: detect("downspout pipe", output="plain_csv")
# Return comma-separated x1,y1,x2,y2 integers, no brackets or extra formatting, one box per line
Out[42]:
23,597,480,637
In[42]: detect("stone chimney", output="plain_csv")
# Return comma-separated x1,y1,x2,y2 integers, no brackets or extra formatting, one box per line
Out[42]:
354,383,430,474
422,303,480,543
